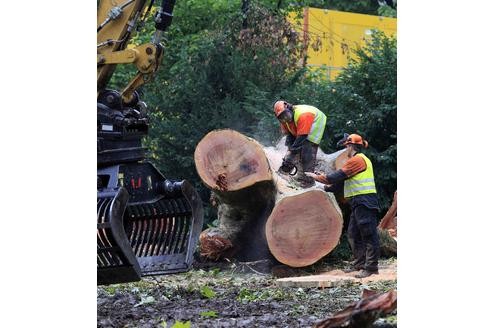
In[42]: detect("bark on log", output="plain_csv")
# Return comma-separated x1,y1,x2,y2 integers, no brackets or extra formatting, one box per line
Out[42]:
195,129,277,261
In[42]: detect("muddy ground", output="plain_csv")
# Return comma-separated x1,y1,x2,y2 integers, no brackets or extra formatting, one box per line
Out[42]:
97,258,397,328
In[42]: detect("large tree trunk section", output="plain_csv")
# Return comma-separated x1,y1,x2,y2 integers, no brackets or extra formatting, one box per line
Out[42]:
195,131,344,265
195,129,277,261
265,189,343,267
263,139,344,267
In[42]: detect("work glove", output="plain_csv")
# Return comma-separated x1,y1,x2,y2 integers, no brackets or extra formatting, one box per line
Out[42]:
304,171,328,184
323,184,333,192
279,157,297,175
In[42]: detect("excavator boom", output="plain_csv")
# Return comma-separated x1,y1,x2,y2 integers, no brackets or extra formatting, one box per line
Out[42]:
96,0,203,285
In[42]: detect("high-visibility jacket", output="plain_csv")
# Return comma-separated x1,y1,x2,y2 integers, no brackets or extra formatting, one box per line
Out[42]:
344,153,377,198
283,105,327,144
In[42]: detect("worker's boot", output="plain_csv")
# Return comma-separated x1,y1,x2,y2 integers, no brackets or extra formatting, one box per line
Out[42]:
342,266,363,273
354,269,379,279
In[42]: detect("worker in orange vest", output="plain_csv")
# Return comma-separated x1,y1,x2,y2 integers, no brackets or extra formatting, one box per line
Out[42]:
273,100,327,188
306,133,380,278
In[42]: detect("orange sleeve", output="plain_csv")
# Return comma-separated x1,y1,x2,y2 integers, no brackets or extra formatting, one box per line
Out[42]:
341,156,367,177
295,112,315,135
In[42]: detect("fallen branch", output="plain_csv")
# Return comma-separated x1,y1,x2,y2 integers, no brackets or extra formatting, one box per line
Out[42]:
314,289,397,328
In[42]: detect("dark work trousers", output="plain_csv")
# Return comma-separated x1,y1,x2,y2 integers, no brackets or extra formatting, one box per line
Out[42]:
301,140,318,172
347,204,380,272
296,140,319,184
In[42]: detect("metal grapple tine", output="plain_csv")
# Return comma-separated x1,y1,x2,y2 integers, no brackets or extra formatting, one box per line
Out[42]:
97,187,141,285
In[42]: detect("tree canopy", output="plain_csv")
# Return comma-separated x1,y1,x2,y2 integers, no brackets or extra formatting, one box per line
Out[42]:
107,0,397,220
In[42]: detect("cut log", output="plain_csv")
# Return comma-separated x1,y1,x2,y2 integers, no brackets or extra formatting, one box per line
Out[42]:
378,191,397,238
378,191,397,257
195,129,273,192
195,129,277,261
195,130,344,264
265,189,343,267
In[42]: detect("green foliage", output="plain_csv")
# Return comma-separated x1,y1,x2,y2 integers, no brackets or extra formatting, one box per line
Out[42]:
378,1,397,18
281,31,397,210
171,321,191,328
200,310,218,318
331,31,397,209
199,285,216,299
139,1,307,223
237,287,273,302
108,1,397,222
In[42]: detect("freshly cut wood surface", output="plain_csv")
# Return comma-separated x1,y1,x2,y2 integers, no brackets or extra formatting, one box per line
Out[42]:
195,129,276,261
195,131,344,264
378,191,397,235
265,189,343,267
194,129,272,192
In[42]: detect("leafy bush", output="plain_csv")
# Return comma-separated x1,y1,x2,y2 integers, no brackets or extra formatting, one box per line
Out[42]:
329,31,397,210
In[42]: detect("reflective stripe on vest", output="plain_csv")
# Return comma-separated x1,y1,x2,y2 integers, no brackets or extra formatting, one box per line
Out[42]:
293,105,327,144
344,153,377,198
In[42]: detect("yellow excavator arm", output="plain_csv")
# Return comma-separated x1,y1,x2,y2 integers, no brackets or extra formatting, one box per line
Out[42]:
97,0,204,286
97,0,171,102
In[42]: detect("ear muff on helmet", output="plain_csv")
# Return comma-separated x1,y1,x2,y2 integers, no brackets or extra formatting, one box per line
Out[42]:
277,109,293,123
343,134,368,147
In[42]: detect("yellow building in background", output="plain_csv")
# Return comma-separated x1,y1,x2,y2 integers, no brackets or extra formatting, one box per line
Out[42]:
289,8,397,79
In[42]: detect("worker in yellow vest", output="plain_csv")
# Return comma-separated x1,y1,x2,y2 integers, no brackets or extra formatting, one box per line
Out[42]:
273,100,327,188
306,133,380,278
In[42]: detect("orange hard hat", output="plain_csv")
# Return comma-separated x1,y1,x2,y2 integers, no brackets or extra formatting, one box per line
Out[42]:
344,134,368,147
273,100,287,117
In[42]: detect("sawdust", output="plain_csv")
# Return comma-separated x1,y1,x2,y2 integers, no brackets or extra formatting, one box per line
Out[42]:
276,260,397,288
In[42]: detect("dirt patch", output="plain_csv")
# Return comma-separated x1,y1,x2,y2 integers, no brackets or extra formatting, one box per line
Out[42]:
97,259,397,327
277,261,397,288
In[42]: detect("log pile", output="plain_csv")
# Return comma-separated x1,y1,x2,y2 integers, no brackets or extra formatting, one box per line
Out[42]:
194,129,343,264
